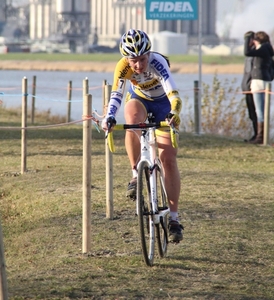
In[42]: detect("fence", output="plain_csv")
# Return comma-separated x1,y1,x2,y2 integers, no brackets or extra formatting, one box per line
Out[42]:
0,78,99,282
0,77,273,250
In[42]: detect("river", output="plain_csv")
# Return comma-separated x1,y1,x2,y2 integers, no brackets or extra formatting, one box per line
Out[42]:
0,70,245,124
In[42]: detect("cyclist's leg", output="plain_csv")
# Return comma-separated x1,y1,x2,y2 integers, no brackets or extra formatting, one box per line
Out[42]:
157,132,183,241
154,90,184,240
124,92,147,197
147,95,180,214
156,132,180,213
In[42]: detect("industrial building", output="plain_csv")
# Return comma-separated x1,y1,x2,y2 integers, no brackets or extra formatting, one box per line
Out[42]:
91,0,218,47
29,0,90,52
0,0,219,53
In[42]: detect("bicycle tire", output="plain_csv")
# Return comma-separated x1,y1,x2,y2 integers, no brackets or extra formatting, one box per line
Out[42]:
155,161,169,257
137,160,155,266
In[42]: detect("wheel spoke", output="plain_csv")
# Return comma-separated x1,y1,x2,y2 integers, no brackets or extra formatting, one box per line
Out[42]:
137,161,155,266
155,163,169,257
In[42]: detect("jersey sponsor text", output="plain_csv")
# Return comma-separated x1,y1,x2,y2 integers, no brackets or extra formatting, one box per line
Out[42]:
151,59,169,81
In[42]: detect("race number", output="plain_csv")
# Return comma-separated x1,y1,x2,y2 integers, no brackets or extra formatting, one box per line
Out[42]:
117,79,126,94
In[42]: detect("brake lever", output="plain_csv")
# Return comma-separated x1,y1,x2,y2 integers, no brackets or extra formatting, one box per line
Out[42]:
105,122,112,139
170,123,178,134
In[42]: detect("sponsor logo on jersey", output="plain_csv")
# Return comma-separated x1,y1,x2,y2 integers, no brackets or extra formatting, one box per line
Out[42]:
111,91,123,98
109,105,118,116
118,65,131,78
151,59,169,81
167,90,179,97
138,78,160,90
143,72,153,80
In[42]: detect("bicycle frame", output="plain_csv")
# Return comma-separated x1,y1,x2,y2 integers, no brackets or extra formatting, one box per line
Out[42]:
136,127,169,223
106,120,176,222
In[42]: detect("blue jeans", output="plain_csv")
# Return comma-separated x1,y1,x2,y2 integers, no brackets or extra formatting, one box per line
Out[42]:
253,92,265,122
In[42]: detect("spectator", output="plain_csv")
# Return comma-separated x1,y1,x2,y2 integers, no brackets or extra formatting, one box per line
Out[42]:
244,31,274,144
241,31,257,142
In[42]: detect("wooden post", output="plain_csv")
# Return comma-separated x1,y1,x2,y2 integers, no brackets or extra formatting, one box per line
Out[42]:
104,84,113,219
0,217,8,300
83,77,89,97
21,77,27,174
102,79,107,96
82,80,92,253
263,82,271,146
194,80,200,135
31,75,36,124
102,79,107,116
67,80,72,123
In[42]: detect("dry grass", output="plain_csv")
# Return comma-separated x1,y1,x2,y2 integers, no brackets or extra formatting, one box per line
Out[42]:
181,74,274,142
0,53,245,73
0,60,245,74
0,105,274,299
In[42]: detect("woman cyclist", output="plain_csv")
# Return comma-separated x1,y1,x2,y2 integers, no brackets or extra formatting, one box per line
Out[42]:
101,29,183,242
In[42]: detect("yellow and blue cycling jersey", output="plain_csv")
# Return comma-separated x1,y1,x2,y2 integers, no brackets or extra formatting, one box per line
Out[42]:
106,51,182,118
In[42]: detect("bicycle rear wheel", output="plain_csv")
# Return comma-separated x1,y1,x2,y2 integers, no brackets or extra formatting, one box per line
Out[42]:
155,161,169,257
137,160,155,266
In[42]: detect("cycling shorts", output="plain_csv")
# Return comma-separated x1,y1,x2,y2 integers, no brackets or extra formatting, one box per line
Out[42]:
125,85,171,123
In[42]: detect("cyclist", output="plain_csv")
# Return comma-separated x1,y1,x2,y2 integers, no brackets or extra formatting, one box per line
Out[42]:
101,29,183,242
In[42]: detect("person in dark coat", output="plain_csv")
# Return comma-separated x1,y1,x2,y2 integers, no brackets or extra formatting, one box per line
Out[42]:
241,31,257,142
244,31,274,144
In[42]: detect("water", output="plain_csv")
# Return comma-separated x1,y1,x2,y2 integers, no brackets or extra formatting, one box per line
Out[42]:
0,70,244,124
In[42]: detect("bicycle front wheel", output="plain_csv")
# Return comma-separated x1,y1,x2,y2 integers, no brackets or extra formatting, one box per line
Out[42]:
155,161,169,257
137,160,155,266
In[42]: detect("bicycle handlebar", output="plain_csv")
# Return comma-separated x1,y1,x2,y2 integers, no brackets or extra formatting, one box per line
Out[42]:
106,121,178,153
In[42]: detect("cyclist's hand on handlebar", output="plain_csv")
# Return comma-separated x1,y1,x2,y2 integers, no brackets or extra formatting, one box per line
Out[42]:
101,116,117,132
166,112,180,128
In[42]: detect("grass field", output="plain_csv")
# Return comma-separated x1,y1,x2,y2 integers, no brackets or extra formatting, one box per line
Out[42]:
0,52,245,65
0,107,273,299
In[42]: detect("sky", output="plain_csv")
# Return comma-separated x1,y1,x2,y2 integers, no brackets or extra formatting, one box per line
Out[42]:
216,0,274,40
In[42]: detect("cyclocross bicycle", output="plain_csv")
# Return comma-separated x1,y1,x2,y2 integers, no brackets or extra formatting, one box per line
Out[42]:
106,114,178,266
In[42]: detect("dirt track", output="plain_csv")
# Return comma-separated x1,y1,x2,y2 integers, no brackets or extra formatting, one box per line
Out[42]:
0,60,244,74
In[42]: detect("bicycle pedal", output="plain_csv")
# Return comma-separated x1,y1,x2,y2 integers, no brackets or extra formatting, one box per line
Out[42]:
170,239,181,244
127,195,136,201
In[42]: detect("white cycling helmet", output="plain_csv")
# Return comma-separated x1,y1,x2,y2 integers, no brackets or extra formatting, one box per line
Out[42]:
119,29,151,57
